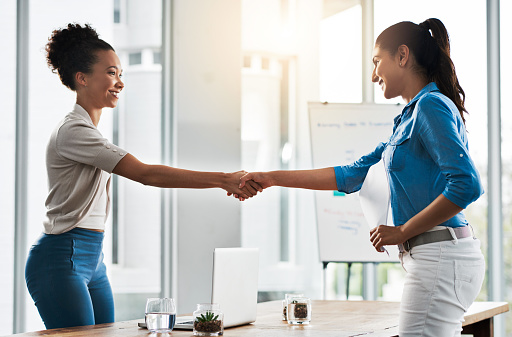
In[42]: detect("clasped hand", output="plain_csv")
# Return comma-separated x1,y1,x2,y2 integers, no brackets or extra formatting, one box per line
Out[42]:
225,171,264,201
226,171,271,201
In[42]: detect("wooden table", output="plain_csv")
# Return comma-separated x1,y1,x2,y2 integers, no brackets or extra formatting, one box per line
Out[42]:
10,300,508,337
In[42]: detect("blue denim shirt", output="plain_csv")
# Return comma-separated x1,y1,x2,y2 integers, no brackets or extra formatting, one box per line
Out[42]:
334,82,483,227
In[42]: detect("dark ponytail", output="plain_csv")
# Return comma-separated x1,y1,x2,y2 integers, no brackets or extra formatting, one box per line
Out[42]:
45,23,114,91
376,18,467,125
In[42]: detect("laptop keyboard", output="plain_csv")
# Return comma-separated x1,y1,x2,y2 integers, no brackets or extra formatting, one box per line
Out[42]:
177,320,194,325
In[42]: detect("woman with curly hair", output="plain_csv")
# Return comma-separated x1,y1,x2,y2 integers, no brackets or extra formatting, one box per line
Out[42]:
25,23,261,329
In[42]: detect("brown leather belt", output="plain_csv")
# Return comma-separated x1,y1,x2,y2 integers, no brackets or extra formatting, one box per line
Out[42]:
398,226,474,253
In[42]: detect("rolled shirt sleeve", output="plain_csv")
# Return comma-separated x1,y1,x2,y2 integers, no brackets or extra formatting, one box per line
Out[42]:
334,142,386,194
416,95,483,209
56,119,127,173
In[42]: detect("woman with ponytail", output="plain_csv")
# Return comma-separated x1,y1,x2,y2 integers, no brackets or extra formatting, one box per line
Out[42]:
25,23,261,329
239,18,484,335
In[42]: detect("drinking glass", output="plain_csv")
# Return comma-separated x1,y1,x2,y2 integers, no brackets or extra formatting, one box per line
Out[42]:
145,298,177,332
282,293,304,320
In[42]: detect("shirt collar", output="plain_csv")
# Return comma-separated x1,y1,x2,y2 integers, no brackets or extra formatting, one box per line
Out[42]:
393,82,439,128
405,82,439,108
72,104,95,126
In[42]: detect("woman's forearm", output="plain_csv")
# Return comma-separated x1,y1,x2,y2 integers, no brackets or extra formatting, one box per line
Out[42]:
370,194,464,251
112,154,256,198
113,154,225,188
241,167,338,190
399,194,464,241
139,164,229,189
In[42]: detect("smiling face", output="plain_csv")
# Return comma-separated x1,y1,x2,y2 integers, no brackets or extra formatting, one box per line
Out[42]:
371,46,403,100
80,49,124,109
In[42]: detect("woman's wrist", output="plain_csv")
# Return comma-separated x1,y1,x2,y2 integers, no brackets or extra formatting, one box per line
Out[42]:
398,225,409,243
219,172,233,191
265,171,278,188
399,220,429,243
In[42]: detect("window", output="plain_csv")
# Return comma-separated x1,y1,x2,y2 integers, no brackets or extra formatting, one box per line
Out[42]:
241,0,300,299
107,1,164,324
113,0,121,23
129,51,142,65
0,1,16,335
113,0,126,24
153,50,161,64
1,0,164,332
319,0,490,304
241,53,296,263
500,0,512,332
261,57,270,70
319,4,362,103
243,55,252,68
373,0,488,302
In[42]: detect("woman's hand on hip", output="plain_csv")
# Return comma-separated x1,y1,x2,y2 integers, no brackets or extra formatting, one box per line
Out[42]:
369,225,405,252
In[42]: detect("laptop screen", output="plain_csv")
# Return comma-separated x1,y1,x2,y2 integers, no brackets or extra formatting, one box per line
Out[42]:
211,247,259,327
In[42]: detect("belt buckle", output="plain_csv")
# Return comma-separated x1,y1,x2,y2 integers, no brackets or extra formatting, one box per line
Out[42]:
404,240,411,252
398,240,411,253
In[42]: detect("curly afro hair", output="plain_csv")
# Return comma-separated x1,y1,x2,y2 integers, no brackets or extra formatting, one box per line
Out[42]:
45,23,114,91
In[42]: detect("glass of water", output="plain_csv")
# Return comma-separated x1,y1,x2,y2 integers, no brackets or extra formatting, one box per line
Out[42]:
145,298,177,333
282,293,304,320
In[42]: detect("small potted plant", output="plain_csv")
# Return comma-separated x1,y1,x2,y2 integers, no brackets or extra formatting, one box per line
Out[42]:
286,297,311,324
193,303,224,336
293,302,308,319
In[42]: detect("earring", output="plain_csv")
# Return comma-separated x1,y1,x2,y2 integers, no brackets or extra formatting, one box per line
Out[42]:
399,62,402,66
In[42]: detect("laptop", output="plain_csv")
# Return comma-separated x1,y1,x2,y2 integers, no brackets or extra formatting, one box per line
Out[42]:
140,247,259,330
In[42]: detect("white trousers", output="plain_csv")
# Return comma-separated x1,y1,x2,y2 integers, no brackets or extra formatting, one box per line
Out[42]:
398,235,485,337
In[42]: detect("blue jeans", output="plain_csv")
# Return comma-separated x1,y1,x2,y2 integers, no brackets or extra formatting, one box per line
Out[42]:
25,228,115,329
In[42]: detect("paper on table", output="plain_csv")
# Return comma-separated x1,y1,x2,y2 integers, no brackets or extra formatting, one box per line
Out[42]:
359,159,392,255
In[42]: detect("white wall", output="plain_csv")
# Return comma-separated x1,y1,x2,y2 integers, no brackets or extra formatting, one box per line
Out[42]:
173,0,243,314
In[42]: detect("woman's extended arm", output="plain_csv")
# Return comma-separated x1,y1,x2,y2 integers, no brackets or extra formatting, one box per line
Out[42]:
113,153,262,199
239,168,338,191
369,194,463,252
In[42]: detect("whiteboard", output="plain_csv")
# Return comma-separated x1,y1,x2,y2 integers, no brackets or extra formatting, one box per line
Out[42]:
309,102,402,263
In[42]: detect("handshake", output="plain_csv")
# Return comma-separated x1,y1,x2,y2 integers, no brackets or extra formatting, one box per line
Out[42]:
222,167,334,201
225,171,270,201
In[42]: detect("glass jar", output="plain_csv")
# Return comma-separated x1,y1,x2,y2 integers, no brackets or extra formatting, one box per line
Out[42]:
282,293,304,320
193,303,224,336
287,296,311,324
